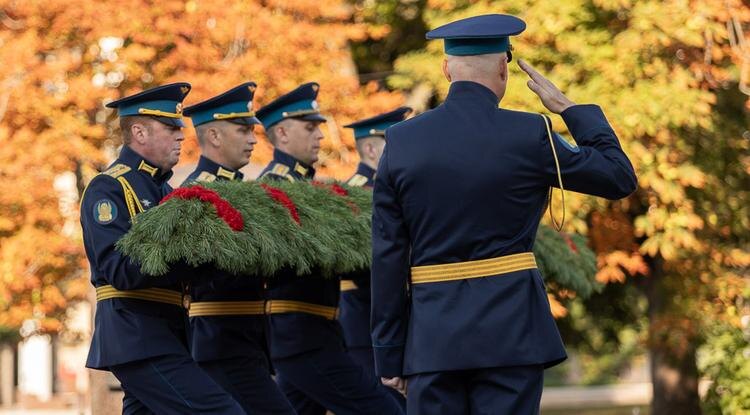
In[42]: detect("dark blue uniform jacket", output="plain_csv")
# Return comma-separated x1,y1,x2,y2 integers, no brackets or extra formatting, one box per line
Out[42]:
259,150,344,359
371,81,637,377
182,156,268,362
339,163,376,349
82,146,186,369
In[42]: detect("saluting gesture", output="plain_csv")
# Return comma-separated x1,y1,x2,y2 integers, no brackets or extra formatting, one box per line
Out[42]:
519,59,576,114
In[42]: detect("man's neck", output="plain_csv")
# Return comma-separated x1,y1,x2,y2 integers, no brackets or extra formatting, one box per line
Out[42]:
201,150,234,170
450,77,503,100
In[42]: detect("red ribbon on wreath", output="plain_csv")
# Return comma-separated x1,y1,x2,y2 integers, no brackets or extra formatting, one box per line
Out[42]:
160,185,244,231
260,183,301,225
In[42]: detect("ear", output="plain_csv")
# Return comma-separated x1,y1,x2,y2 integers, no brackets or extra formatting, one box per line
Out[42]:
207,126,221,147
130,122,148,144
499,54,508,82
365,141,377,159
275,125,288,144
442,58,451,82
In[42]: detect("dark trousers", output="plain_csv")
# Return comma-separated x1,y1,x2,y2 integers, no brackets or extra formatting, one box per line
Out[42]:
274,345,405,415
407,364,544,415
347,347,407,410
111,353,245,415
199,355,295,415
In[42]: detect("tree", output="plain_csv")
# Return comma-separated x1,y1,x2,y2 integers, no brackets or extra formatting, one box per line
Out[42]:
0,0,403,341
388,0,749,412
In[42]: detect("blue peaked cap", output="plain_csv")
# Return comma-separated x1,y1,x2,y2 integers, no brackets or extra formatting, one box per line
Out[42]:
183,82,261,127
106,82,191,127
344,106,412,140
426,14,526,58
256,82,327,129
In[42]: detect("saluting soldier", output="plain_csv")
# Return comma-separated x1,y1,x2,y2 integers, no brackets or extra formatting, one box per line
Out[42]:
339,107,412,410
256,83,404,415
370,14,638,414
81,84,245,414
181,82,296,415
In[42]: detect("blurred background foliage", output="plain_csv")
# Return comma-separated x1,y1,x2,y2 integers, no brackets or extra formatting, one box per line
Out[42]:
0,0,747,413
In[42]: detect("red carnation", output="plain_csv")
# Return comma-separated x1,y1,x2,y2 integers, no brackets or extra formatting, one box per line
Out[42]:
311,181,358,213
160,186,244,232
260,183,301,225
562,233,579,254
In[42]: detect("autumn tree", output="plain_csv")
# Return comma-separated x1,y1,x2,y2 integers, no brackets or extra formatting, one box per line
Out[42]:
0,0,403,344
388,0,749,413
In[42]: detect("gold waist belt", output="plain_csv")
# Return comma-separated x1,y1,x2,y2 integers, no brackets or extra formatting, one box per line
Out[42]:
95,285,183,307
340,280,358,292
410,252,537,284
189,301,265,317
265,300,339,320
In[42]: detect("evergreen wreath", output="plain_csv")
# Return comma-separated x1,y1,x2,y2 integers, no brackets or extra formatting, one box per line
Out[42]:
116,181,601,297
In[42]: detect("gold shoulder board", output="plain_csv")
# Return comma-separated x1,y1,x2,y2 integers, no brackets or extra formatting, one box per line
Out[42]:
102,163,131,178
271,163,290,176
347,174,368,187
196,171,217,182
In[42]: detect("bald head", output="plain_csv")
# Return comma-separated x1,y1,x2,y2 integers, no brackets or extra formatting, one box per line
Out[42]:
442,52,509,100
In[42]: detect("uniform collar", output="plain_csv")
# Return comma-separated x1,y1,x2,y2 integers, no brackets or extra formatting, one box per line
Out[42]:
356,162,376,181
273,149,315,179
446,81,500,107
119,145,173,183
196,156,243,181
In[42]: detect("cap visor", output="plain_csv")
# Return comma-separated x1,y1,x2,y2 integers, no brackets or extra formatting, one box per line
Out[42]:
227,117,262,126
298,113,327,123
154,116,185,127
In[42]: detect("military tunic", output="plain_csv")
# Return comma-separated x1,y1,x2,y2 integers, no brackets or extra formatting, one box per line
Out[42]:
181,155,295,414
259,149,403,415
82,146,244,414
371,81,637,411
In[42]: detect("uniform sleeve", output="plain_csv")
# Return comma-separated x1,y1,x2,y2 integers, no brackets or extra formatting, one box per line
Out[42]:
540,104,637,200
370,143,410,378
80,177,156,290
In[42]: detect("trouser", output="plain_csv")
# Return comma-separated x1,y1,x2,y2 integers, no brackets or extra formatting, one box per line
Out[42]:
406,365,544,415
273,345,405,415
199,354,295,415
110,353,245,415
347,346,407,410
406,364,544,415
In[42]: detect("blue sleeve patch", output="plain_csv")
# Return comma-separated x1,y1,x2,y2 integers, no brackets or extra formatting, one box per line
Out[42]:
554,132,580,153
93,199,117,224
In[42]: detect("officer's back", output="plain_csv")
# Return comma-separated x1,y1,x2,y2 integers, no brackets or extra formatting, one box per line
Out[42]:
371,13,637,414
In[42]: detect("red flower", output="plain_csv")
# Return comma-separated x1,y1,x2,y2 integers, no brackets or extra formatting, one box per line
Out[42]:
562,233,579,254
260,183,301,225
160,186,244,232
329,183,349,197
311,181,358,213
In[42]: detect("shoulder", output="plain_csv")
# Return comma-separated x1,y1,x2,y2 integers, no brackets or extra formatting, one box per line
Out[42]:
183,170,216,186
81,167,125,202
101,163,132,178
385,107,443,142
259,163,294,182
497,108,546,124
346,174,369,187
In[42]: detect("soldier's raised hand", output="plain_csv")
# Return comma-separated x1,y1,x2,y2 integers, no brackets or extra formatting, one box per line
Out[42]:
518,59,575,114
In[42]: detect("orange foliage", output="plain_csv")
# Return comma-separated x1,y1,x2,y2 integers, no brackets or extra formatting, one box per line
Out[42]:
0,0,401,335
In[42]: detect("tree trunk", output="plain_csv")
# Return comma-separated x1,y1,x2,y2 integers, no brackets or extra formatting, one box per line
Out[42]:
645,257,702,414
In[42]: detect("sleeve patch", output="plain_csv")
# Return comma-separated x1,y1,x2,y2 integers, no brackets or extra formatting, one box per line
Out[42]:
554,132,580,153
94,199,117,224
